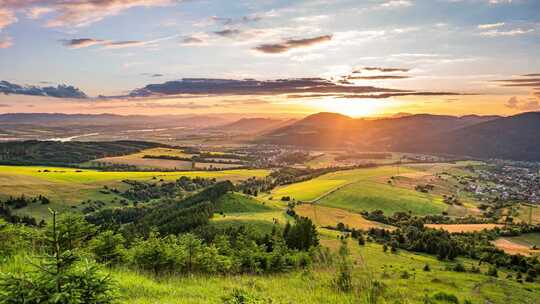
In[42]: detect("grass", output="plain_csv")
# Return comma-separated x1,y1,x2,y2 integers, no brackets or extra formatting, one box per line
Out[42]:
215,193,275,214
318,180,447,216
2,233,539,303
0,165,269,218
92,148,243,170
295,203,393,230
269,165,457,216
46,241,540,303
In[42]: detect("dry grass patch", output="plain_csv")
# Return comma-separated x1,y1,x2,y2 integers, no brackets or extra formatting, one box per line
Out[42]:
426,224,502,233
295,204,393,230
493,238,540,256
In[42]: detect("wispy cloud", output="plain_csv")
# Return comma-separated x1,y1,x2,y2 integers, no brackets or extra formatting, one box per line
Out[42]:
2,0,184,28
61,35,176,49
479,28,534,37
253,35,332,54
478,22,505,29
0,36,13,49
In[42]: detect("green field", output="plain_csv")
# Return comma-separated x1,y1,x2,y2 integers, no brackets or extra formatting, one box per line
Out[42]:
269,165,448,216
0,165,269,218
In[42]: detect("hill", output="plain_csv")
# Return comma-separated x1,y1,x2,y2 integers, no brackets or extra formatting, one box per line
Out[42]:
259,112,497,149
395,112,540,161
212,118,297,134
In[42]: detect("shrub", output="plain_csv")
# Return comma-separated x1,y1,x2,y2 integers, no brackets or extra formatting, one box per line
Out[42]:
432,292,459,304
423,264,431,272
89,230,126,266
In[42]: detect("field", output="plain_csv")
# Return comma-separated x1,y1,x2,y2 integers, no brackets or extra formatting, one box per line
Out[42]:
295,203,393,230
0,165,269,218
425,224,502,233
268,165,464,216
494,233,540,256
93,147,241,170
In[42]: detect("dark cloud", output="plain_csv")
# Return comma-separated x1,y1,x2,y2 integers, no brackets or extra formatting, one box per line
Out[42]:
348,75,411,80
353,67,410,73
0,80,87,99
288,92,465,99
214,29,242,38
126,78,409,98
62,38,106,48
522,73,540,77
491,78,540,87
211,15,261,26
254,35,332,54
141,73,164,77
182,36,205,44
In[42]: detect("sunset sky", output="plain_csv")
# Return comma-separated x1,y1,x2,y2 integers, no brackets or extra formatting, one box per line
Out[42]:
1,0,539,117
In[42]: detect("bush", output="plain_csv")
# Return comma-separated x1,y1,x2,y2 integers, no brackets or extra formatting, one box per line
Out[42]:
89,230,126,266
487,266,498,277
222,288,270,304
432,292,459,304
423,264,431,272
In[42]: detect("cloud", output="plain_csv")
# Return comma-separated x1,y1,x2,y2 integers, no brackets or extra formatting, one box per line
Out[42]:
62,35,175,49
288,92,465,99
125,77,411,98
479,28,534,37
491,78,540,87
0,8,17,30
522,73,540,77
348,75,411,80
253,35,332,54
505,96,539,111
0,36,13,49
379,0,414,8
62,38,107,48
478,22,505,29
214,29,242,38
121,77,467,102
353,67,410,73
0,80,87,98
1,0,182,28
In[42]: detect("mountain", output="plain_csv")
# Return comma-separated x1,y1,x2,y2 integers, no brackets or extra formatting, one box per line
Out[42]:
259,112,498,149
395,112,540,161
212,118,297,134
0,113,231,128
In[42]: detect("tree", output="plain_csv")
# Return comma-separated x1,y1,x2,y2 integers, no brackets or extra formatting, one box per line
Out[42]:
0,210,117,304
283,217,319,251
129,232,177,275
89,230,126,266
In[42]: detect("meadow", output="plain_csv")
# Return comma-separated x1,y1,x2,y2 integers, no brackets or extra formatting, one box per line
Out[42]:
0,165,269,218
269,165,459,216
92,147,241,170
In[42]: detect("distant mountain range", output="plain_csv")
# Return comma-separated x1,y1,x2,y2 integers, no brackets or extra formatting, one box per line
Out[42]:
258,111,540,161
211,118,297,134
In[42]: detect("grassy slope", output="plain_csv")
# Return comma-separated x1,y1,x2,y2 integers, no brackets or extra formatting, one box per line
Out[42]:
270,165,448,216
110,239,540,303
0,165,268,218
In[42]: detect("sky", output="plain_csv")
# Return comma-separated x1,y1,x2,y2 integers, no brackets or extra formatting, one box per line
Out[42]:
0,0,539,117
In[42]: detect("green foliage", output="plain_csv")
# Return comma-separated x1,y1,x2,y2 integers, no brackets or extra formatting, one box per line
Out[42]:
432,291,459,304
0,211,117,304
89,230,126,266
51,213,97,251
283,216,319,251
